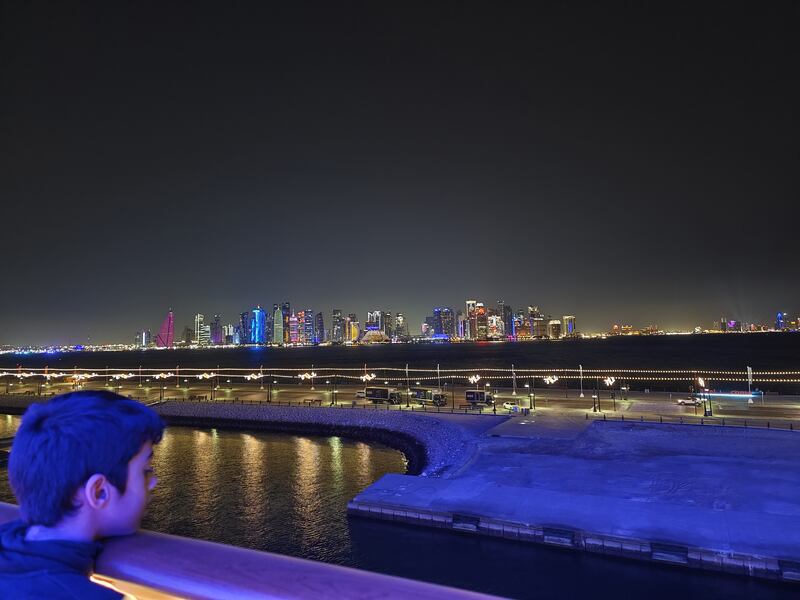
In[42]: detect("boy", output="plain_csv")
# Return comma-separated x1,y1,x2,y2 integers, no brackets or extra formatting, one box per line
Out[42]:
0,391,164,599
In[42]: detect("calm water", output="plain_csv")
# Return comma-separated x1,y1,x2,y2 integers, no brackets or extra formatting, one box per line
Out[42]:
0,420,796,599
4,333,800,372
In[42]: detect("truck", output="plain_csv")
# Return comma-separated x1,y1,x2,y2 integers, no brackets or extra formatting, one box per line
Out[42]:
365,387,403,404
465,389,494,406
410,388,448,407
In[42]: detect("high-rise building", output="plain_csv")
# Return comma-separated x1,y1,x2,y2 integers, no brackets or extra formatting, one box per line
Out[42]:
499,300,514,339
465,300,477,340
433,307,454,337
487,314,504,339
548,319,562,339
331,309,344,343
345,313,359,342
210,315,223,345
138,329,151,347
456,310,466,338
282,302,291,344
562,315,576,337
776,312,788,330
303,309,315,345
273,305,283,344
223,323,235,345
366,310,383,331
289,312,299,344
394,312,409,339
384,311,393,336
314,312,325,344
265,310,273,344
154,309,174,348
296,310,306,344
239,312,250,345
250,306,266,344
199,324,211,345
475,303,488,340
194,313,204,343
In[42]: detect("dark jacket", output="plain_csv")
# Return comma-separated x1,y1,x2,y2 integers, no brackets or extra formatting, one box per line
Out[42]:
0,520,122,599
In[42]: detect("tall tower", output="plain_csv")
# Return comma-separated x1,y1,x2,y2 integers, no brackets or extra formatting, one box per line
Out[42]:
282,302,291,344
250,306,266,344
273,305,284,344
314,311,325,343
194,313,204,343
155,309,174,348
465,300,477,340
331,309,344,343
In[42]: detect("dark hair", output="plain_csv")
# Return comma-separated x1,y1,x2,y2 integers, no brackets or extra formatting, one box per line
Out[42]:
9,391,165,526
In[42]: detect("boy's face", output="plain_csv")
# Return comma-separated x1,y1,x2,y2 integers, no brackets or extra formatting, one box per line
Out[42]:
97,441,157,537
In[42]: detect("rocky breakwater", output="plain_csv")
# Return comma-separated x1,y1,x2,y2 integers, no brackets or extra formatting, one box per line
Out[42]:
155,401,505,477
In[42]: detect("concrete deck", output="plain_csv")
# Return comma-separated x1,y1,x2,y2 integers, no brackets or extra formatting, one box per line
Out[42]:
350,413,800,582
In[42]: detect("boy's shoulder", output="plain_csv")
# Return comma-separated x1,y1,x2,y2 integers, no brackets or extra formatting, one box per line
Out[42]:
0,520,122,599
0,570,123,599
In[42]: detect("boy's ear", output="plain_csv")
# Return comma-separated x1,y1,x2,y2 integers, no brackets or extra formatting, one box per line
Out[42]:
82,474,111,510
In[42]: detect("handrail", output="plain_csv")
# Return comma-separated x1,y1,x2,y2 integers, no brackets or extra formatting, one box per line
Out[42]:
0,503,496,599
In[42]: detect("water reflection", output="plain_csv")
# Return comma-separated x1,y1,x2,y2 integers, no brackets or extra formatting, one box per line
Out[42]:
138,426,405,565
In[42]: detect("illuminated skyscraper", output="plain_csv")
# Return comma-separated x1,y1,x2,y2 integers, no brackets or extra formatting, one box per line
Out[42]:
499,300,514,339
210,315,223,345
198,324,211,345
331,309,344,343
475,303,488,340
282,302,291,344
394,312,409,339
239,312,250,345
273,305,283,344
314,312,324,343
548,319,562,339
465,300,477,340
289,312,299,344
345,313,359,342
155,309,174,348
296,310,306,344
250,306,266,344
194,313,204,343
776,312,787,330
487,314,504,339
562,315,576,336
433,307,454,337
366,310,384,331
303,309,315,345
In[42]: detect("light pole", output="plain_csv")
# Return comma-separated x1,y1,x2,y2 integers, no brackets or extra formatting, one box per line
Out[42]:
579,364,585,398
604,376,616,412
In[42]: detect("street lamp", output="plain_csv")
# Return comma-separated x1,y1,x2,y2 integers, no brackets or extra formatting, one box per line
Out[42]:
604,377,616,411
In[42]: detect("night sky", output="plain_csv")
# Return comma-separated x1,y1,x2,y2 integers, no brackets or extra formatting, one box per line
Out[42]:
2,2,798,345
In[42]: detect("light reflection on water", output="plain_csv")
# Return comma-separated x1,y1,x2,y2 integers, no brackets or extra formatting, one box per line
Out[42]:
141,426,405,565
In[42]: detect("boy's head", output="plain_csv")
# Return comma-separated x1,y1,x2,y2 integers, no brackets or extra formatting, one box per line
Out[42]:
8,391,164,537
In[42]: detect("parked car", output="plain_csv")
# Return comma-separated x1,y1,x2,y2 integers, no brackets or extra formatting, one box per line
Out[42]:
676,398,701,406
502,402,518,412
355,390,366,398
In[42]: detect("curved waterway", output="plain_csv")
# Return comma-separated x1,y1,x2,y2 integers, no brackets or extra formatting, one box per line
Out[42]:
0,418,796,599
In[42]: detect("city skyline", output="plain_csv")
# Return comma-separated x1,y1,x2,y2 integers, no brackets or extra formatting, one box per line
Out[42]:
2,3,797,346
2,297,796,348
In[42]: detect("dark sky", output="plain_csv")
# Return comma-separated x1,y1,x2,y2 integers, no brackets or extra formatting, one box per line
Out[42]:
2,1,798,345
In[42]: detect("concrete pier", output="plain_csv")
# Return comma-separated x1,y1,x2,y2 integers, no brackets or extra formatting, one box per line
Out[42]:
349,414,800,583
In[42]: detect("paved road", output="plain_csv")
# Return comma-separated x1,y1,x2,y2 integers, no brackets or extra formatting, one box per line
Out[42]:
3,380,799,422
